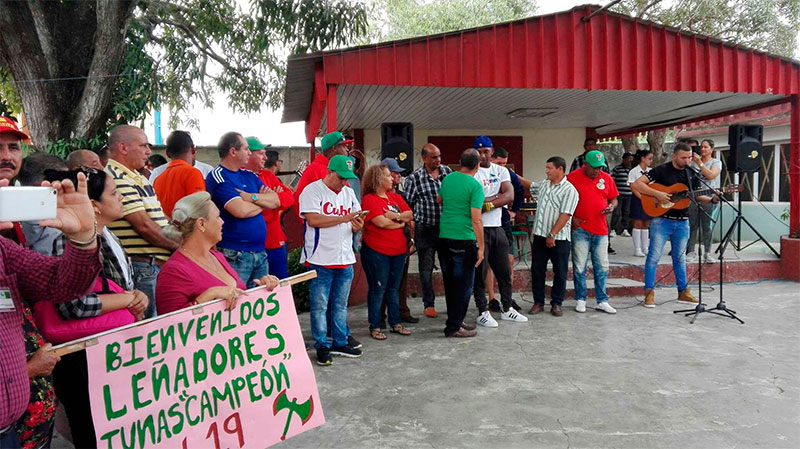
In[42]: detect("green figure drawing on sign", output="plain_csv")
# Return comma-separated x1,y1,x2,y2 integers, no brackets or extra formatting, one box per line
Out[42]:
272,390,314,441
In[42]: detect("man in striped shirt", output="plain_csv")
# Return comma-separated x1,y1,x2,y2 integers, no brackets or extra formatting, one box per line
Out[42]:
610,152,633,237
529,156,579,317
105,125,177,318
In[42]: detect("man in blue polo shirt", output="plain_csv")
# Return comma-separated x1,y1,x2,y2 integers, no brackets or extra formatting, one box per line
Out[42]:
206,131,280,287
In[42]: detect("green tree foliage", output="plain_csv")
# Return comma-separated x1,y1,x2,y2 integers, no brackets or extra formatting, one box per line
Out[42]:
370,0,537,42
0,0,369,150
614,0,800,58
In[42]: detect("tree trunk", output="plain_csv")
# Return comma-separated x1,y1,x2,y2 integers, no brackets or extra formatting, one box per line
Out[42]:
621,135,639,153
647,130,668,164
0,0,134,149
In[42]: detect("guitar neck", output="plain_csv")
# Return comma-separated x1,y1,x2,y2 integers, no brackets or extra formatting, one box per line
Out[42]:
671,188,716,201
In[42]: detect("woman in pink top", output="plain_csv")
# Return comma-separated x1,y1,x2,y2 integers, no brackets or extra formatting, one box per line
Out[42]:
156,192,278,314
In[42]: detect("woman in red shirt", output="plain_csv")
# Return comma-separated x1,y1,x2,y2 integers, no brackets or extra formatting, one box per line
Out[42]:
360,164,413,340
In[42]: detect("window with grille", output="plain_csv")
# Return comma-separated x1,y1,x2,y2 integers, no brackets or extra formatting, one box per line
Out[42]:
719,143,790,203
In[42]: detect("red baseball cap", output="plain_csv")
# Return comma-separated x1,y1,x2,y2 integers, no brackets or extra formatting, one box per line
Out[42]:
0,116,29,141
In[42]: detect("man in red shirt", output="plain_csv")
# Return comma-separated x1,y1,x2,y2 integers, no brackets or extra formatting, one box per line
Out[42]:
294,131,352,210
567,150,619,314
245,137,294,279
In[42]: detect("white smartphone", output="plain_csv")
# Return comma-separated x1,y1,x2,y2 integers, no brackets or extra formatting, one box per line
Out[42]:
0,186,58,222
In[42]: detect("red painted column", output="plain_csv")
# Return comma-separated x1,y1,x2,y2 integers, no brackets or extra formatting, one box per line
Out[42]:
326,84,337,133
790,94,800,237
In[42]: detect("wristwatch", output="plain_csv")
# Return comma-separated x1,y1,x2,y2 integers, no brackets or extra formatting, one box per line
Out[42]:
251,194,258,202
548,233,556,239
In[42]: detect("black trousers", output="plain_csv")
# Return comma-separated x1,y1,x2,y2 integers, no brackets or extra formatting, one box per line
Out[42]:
611,195,632,234
440,238,478,336
415,224,445,308
530,235,571,306
472,227,513,313
53,352,96,449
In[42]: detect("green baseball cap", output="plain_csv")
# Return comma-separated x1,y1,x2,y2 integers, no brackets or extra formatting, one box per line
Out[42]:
328,154,357,179
585,150,607,168
246,136,270,151
320,131,353,152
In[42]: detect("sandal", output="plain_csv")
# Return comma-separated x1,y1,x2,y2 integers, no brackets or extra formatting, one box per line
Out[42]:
390,325,411,336
371,329,387,340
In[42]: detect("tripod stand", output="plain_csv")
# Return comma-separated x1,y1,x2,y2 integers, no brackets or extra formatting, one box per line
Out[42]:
715,171,779,257
674,169,744,324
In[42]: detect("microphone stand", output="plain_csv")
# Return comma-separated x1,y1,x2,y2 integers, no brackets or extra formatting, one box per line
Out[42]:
674,166,744,324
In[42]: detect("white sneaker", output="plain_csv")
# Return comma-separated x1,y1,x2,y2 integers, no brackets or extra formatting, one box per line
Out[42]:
476,311,499,327
633,249,646,257
500,308,528,322
685,253,698,263
575,300,586,313
621,230,631,237
596,302,617,314
609,230,617,237
703,253,716,263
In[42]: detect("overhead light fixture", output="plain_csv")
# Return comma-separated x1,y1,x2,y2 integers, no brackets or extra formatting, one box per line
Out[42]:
506,108,558,119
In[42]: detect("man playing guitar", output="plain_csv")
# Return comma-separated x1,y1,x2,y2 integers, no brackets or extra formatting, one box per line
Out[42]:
631,143,720,308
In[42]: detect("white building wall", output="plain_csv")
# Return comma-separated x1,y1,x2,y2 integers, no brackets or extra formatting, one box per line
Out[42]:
361,127,586,182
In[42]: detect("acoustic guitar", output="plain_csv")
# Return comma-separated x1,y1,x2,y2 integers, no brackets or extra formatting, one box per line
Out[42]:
640,183,741,217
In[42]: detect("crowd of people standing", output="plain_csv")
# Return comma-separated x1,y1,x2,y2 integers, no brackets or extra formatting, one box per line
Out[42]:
0,114,724,447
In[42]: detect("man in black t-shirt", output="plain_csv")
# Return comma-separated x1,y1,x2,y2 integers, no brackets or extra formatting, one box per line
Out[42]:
631,143,718,308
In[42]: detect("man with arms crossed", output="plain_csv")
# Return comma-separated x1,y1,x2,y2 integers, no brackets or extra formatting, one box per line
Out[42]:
471,136,527,327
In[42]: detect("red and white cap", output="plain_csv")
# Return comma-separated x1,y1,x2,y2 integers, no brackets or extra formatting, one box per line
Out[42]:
0,116,29,141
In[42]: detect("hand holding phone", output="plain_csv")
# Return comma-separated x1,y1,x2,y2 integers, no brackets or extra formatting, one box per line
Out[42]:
0,186,58,222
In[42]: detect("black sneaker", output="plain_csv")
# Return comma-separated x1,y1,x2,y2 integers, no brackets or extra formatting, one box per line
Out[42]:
488,299,501,312
330,345,363,358
348,335,362,349
401,315,420,324
316,347,332,366
608,247,617,255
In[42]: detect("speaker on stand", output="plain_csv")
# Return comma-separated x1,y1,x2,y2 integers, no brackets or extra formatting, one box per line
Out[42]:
716,124,778,256
380,122,414,176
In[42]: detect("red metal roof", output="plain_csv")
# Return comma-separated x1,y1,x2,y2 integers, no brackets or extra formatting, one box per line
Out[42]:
282,4,800,128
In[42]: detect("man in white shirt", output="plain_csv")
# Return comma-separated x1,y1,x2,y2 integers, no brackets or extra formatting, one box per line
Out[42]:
299,155,365,366
471,136,528,327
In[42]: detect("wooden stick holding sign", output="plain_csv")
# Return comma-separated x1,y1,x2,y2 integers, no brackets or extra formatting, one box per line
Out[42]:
50,270,317,357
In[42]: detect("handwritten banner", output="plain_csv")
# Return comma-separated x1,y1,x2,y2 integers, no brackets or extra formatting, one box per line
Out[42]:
86,285,324,449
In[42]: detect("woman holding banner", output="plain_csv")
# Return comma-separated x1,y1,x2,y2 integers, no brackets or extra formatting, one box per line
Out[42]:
156,192,279,315
37,168,150,449
360,164,413,340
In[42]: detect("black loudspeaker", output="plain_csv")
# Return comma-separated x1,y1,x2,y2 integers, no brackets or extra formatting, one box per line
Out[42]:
727,124,763,173
380,122,414,175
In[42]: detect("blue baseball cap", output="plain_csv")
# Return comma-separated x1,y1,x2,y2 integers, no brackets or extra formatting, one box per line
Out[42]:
474,136,493,149
381,157,404,173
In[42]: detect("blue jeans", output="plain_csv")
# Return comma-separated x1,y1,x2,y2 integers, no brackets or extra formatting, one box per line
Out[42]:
266,246,289,279
132,260,160,318
571,228,610,303
309,265,354,349
645,218,690,292
361,244,407,330
221,248,268,289
0,427,20,449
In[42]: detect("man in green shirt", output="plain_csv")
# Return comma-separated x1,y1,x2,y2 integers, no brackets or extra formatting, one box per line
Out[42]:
437,149,485,338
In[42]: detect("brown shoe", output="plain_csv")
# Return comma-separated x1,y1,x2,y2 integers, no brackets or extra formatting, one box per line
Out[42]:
677,287,698,304
551,304,563,317
424,307,439,318
460,322,477,331
529,304,544,314
448,329,477,338
643,289,656,308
